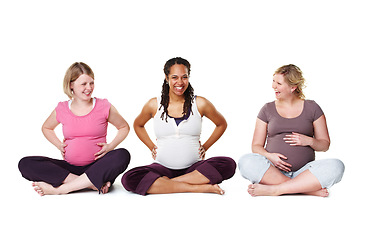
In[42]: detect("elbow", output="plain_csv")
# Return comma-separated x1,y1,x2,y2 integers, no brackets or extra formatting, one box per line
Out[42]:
251,144,260,153
317,140,330,152
133,119,138,131
41,123,47,136
220,118,228,132
133,120,141,132
222,121,228,132
125,124,131,135
323,140,330,152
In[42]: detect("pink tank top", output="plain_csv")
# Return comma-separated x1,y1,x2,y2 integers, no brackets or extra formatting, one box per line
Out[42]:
55,98,111,166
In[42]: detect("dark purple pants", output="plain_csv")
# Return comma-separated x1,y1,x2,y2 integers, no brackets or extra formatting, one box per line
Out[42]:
122,156,236,195
18,148,130,192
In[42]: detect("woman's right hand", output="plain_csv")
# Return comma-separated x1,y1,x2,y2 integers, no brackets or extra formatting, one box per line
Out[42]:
266,152,292,172
58,141,67,159
151,145,157,160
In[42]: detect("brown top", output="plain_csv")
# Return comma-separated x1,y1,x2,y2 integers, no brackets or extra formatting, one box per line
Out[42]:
258,100,324,171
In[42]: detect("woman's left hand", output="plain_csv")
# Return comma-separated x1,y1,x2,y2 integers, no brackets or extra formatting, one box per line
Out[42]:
95,143,112,160
283,132,313,146
199,141,206,160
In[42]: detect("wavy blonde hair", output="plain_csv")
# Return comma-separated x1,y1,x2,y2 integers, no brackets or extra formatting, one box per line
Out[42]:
274,64,306,99
63,62,94,99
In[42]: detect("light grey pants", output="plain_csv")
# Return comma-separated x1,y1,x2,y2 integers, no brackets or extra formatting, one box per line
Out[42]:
238,153,345,188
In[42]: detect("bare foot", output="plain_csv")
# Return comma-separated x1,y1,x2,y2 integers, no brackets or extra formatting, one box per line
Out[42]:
100,182,111,194
247,184,279,197
32,182,60,196
304,188,329,197
207,184,225,195
248,184,329,197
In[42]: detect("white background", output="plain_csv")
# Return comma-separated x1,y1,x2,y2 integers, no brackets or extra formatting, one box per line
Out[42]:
1,0,364,239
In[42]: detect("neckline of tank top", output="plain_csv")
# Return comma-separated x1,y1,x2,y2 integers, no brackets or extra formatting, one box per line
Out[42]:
68,98,96,110
167,110,191,126
67,98,97,117
163,95,197,119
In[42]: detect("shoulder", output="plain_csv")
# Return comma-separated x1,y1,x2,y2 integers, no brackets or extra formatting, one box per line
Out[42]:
55,100,69,122
196,96,211,108
305,99,324,120
141,97,158,117
95,97,111,107
56,100,68,107
259,101,275,113
257,101,274,122
146,97,158,108
305,99,323,112
264,101,275,108
305,99,320,108
196,96,219,117
55,100,68,112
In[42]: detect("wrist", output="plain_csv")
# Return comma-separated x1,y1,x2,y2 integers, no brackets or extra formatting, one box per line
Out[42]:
307,137,315,148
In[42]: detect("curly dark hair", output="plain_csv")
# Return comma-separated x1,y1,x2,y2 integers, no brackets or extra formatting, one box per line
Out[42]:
159,57,195,121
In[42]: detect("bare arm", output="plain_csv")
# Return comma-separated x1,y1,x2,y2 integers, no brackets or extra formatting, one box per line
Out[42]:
133,98,157,152
251,118,269,157
311,115,331,151
95,104,130,159
41,110,65,157
252,118,292,172
196,96,227,152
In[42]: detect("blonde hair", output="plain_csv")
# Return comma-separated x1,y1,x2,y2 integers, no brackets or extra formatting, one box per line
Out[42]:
63,62,94,99
274,64,306,99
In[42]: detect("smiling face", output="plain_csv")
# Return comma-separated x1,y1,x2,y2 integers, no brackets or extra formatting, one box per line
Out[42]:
272,73,297,100
70,74,94,101
166,64,189,96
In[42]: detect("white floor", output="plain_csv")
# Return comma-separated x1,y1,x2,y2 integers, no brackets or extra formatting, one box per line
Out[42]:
6,158,360,240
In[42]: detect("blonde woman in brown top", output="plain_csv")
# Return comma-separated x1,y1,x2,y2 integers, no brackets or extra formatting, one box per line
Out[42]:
238,64,344,197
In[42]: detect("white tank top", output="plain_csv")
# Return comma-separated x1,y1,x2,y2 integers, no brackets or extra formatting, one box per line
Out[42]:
154,96,202,169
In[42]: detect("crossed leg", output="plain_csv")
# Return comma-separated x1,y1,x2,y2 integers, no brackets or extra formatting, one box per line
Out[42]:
147,170,224,195
32,173,111,196
248,165,328,197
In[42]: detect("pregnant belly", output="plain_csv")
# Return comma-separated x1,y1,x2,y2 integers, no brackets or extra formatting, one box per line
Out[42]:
156,137,200,169
64,137,104,166
266,134,315,171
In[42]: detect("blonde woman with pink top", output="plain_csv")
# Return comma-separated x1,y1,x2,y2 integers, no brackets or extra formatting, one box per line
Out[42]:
18,62,130,196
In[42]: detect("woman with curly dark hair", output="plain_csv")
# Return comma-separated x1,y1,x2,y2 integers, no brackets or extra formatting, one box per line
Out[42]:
122,57,236,195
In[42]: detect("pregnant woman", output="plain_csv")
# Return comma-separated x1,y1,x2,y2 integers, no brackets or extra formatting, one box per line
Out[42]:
122,57,236,195
238,64,344,197
19,62,130,195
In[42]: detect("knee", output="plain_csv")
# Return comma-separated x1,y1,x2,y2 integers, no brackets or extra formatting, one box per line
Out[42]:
109,148,131,169
238,153,261,176
327,158,345,182
223,157,237,179
115,148,131,161
121,168,140,192
311,158,345,188
18,156,33,173
238,153,270,182
207,157,237,180
222,157,237,176
121,170,133,191
18,156,39,179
